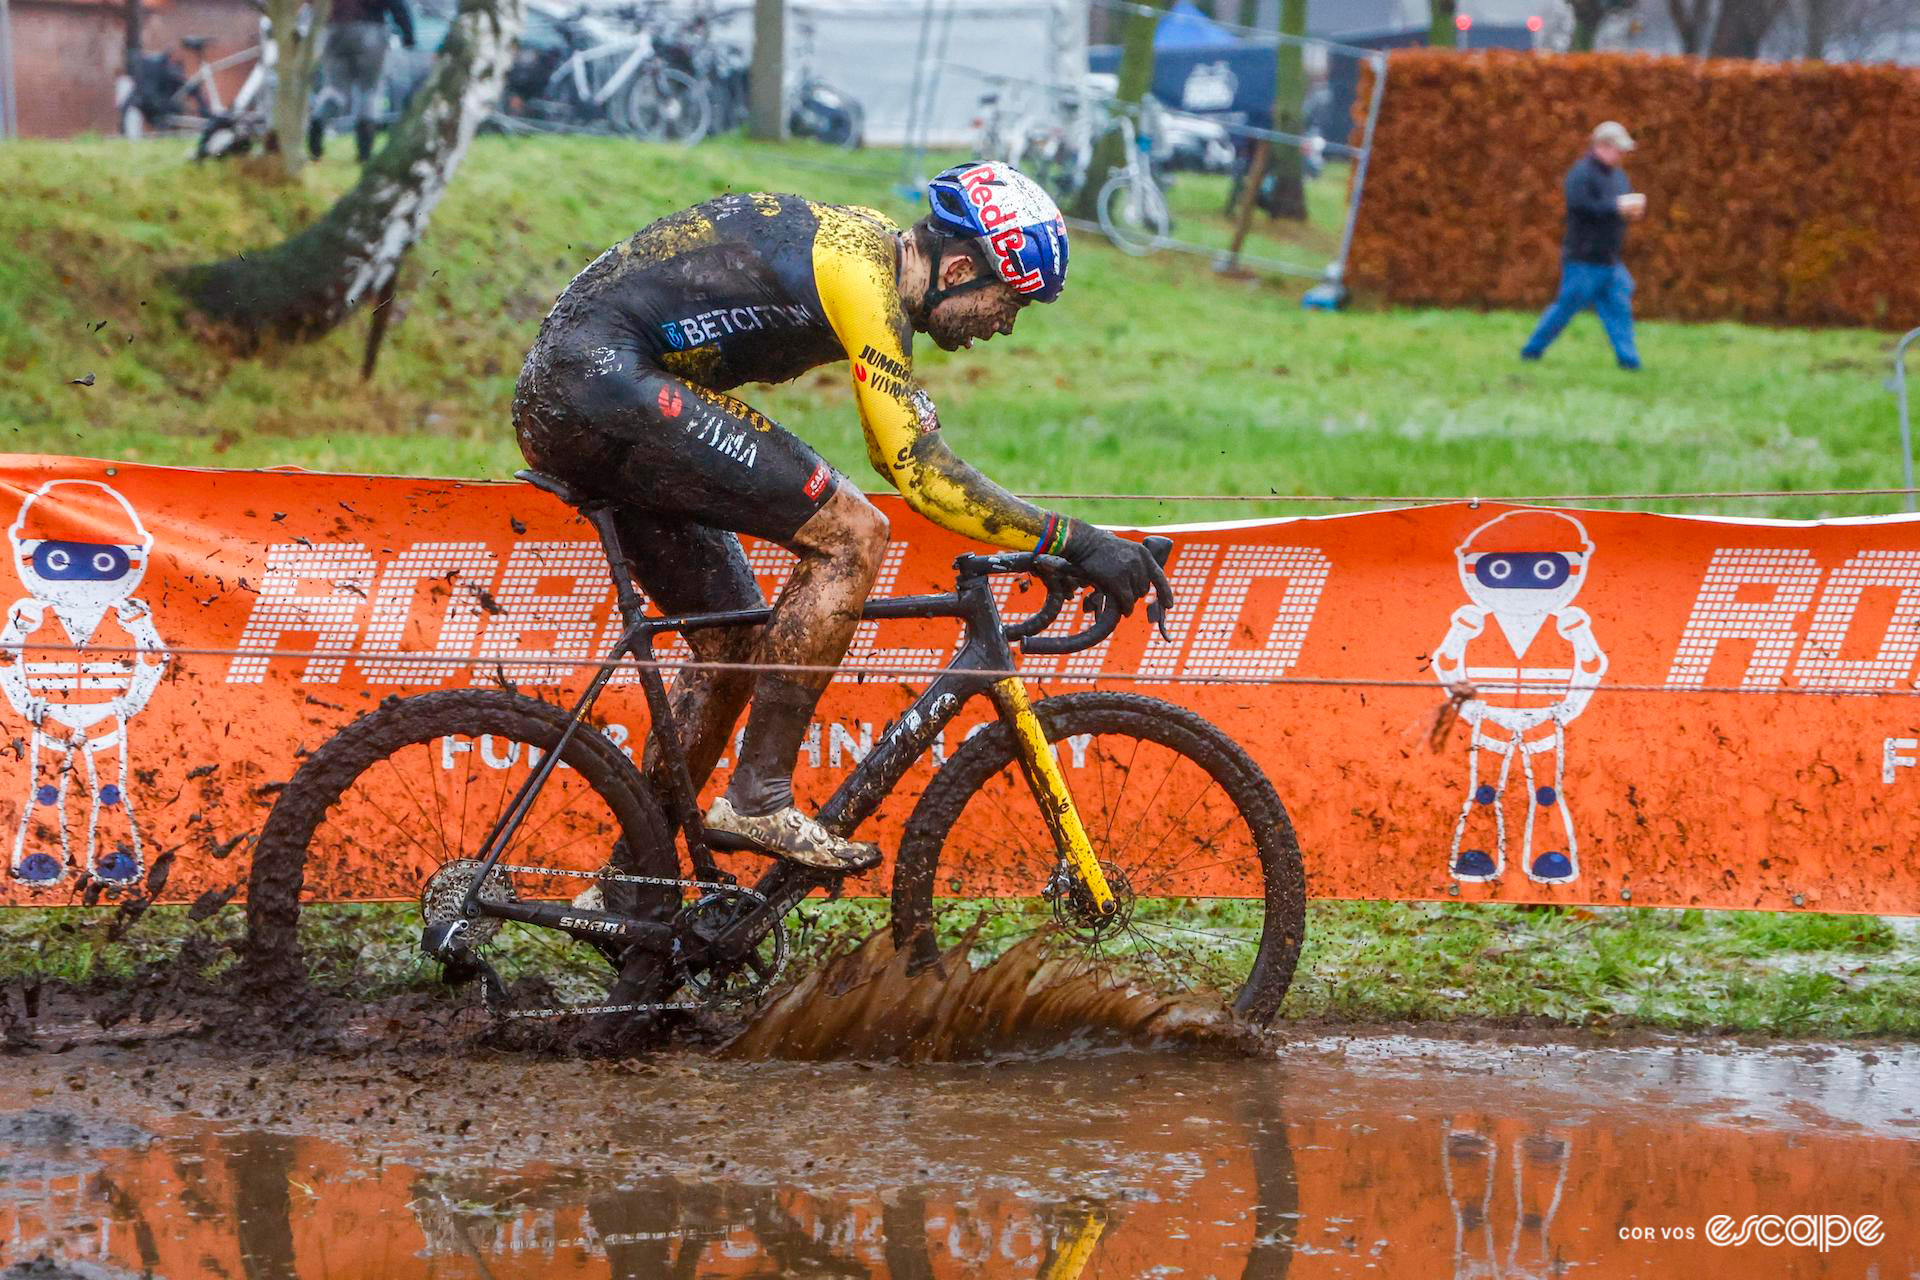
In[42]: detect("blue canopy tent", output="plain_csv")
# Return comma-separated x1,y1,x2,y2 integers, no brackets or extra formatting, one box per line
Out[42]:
1089,0,1278,128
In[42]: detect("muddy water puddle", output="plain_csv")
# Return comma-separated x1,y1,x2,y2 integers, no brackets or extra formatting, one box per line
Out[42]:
1,1036,1915,1278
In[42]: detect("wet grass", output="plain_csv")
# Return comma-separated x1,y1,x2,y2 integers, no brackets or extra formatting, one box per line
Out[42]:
1,134,1910,527
5,897,1917,1038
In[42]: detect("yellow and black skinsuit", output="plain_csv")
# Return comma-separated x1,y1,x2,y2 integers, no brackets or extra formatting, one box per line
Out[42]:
513,193,1067,618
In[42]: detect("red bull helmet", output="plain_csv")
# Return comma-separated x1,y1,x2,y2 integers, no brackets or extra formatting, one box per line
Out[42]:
925,161,1069,303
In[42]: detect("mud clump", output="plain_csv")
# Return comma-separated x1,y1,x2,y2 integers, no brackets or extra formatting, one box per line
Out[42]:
724,929,1257,1062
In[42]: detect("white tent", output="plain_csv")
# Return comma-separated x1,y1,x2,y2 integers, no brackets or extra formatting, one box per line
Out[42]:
793,0,1087,146
644,0,1087,147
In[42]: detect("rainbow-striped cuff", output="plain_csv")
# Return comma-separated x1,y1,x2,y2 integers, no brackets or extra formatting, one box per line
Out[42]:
1034,514,1070,556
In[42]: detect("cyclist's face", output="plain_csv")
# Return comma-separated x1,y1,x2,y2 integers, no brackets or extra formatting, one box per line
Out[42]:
926,254,1027,352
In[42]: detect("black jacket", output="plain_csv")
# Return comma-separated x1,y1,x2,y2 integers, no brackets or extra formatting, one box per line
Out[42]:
331,0,415,44
1562,152,1631,264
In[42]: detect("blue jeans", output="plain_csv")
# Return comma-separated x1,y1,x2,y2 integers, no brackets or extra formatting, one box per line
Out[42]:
1522,260,1639,368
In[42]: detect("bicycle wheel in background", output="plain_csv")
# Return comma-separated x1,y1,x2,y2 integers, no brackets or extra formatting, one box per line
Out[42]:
622,66,711,145
245,690,677,1012
890,692,1306,1026
1096,171,1172,256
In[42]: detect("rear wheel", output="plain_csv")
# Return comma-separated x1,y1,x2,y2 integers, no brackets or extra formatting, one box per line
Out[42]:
245,691,678,1020
623,67,710,145
890,693,1306,1025
1097,171,1171,256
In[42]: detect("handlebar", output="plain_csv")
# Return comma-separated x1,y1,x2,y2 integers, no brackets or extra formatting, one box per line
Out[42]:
957,536,1173,657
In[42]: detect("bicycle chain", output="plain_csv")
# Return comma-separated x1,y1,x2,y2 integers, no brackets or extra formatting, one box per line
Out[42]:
472,863,776,1021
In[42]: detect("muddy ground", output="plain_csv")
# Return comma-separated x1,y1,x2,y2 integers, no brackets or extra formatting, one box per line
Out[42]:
1,971,1915,1280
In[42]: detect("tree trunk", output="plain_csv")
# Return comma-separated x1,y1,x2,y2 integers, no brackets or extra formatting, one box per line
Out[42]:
1570,0,1603,49
747,0,784,141
175,0,523,348
1236,0,1259,26
1569,0,1631,51
1668,0,1712,53
1070,0,1163,222
1802,0,1834,57
1429,0,1458,47
123,0,143,77
1266,0,1308,221
1709,0,1789,55
267,0,332,179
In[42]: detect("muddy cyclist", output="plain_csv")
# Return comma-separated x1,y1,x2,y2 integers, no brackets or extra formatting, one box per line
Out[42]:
513,162,1172,873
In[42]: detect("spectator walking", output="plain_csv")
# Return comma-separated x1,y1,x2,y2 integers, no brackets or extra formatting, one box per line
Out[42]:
308,0,416,163
1521,121,1648,370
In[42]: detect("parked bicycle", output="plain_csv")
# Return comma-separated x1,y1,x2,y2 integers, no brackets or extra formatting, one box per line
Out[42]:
498,3,708,143
115,9,278,159
244,470,1307,1029
1094,108,1174,256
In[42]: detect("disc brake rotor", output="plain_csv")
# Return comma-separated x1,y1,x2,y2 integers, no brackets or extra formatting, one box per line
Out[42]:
1049,860,1136,941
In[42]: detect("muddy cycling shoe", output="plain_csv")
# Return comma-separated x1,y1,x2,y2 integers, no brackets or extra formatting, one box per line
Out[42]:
703,797,882,872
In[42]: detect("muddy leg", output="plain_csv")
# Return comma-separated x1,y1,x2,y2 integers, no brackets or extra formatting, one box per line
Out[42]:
724,487,890,816
641,622,758,797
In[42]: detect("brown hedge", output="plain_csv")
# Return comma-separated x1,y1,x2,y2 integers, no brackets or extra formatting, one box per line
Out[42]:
1347,50,1920,330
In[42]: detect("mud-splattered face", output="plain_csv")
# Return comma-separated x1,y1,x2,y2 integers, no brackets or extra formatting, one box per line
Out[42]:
924,251,1028,353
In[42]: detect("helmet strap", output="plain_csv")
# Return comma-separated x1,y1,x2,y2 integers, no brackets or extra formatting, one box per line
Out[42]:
916,233,999,325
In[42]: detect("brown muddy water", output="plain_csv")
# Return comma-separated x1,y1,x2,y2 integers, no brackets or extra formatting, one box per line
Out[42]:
1,1027,1914,1278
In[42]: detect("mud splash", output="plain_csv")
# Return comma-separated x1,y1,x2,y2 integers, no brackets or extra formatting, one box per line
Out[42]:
724,928,1252,1061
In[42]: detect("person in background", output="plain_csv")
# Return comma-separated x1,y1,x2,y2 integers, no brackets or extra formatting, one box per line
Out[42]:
308,0,416,163
1521,121,1648,370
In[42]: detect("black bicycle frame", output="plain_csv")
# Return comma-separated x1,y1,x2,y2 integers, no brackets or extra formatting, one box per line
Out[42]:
456,501,1029,952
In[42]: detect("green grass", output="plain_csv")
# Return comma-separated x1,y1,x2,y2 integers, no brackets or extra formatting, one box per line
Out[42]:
6,898,1916,1037
3,132,1917,1037
1,134,1909,527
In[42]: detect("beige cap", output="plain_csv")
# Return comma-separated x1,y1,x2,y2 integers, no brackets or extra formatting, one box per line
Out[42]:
1592,120,1636,151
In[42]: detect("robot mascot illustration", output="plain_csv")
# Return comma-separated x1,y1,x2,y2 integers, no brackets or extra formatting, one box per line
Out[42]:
0,481,169,886
1432,511,1607,885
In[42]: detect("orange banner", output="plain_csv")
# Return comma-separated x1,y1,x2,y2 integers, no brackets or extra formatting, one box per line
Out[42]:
2,454,1918,912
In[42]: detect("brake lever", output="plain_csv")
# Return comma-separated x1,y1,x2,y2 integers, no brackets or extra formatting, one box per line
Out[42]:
1148,589,1172,642
1142,535,1174,642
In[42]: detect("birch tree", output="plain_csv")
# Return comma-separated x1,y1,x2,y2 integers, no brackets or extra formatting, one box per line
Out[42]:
177,0,523,347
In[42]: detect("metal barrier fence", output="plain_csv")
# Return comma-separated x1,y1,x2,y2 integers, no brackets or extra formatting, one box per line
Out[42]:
896,8,1389,290
1892,326,1920,513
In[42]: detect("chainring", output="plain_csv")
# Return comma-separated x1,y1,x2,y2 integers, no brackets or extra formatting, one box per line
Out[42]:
677,887,788,1010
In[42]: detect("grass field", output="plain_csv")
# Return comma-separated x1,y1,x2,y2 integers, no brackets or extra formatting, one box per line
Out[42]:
1,132,1917,1036
2,134,1910,526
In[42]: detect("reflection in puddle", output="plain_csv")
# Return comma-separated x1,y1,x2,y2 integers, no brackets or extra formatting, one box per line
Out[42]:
0,1040,1914,1278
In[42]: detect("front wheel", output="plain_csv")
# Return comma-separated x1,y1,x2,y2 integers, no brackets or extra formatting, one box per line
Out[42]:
244,690,677,1014
1096,171,1172,256
890,693,1306,1025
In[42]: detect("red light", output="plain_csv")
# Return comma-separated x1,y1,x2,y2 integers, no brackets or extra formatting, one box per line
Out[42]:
1454,13,1473,30
1526,14,1543,31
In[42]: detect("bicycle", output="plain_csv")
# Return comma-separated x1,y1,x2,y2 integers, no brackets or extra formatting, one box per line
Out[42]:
244,470,1306,1028
497,4,708,143
116,11,275,158
1094,108,1174,257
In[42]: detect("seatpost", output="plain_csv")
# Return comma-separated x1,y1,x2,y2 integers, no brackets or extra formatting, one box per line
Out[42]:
585,505,648,627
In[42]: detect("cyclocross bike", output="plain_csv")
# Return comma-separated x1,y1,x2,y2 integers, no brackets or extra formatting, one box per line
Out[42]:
244,471,1306,1026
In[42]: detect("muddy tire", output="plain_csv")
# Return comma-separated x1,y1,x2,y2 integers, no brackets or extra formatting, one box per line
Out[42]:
890,693,1306,1025
245,690,675,998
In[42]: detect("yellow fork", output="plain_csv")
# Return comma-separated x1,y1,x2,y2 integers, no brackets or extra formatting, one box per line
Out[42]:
1039,1205,1110,1280
989,677,1116,915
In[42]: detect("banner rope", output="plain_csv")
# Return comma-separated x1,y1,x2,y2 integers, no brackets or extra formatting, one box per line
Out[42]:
9,640,1915,700
1010,488,1920,506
